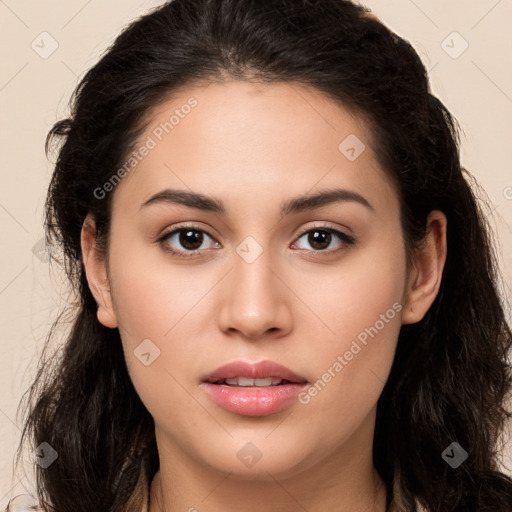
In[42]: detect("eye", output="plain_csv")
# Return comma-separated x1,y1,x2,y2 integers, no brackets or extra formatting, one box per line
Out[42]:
157,223,355,259
292,225,355,254
157,225,219,258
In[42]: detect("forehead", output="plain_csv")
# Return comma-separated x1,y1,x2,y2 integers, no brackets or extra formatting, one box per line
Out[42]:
111,80,397,218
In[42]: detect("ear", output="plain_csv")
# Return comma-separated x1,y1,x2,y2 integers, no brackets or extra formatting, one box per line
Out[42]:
80,213,118,328
401,210,447,325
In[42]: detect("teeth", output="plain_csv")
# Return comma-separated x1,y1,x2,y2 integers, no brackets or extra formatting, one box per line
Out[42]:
223,377,283,387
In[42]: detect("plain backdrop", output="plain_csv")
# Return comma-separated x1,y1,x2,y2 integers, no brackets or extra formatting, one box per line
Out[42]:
1,0,511,506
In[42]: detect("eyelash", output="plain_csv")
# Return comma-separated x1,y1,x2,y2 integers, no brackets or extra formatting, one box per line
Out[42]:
157,224,355,259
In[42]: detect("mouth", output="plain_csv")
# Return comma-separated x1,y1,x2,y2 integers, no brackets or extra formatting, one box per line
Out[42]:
208,377,299,387
202,359,308,385
201,360,308,416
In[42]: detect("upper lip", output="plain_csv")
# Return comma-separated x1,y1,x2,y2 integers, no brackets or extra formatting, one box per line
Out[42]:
202,360,308,384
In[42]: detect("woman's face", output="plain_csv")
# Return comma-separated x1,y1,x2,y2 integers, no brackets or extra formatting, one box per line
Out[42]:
82,80,441,480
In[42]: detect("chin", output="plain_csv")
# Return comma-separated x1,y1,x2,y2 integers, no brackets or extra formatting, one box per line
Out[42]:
198,442,320,481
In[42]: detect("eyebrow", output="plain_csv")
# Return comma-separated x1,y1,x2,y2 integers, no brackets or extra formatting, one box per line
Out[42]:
139,187,375,216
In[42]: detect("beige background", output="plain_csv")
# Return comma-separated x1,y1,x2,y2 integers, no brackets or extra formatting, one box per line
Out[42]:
1,0,511,505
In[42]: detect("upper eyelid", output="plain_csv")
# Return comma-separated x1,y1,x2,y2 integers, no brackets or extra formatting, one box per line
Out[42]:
159,223,217,241
295,223,351,237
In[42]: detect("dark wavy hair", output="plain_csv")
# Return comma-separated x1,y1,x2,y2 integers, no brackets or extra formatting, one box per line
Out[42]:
9,0,512,511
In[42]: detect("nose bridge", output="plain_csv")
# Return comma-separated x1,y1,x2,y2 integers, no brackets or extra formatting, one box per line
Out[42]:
217,233,290,338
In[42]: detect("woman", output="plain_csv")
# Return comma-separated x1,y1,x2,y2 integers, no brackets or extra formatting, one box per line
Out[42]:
9,0,512,510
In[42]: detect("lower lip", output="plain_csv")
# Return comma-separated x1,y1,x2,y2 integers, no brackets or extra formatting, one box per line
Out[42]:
201,382,307,416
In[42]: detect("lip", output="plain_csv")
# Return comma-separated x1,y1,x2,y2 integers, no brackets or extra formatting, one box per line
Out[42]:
201,360,308,417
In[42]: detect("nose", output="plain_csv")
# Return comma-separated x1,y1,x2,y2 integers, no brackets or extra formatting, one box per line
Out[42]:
217,247,293,340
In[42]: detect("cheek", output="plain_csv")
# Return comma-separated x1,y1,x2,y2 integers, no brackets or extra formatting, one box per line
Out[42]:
106,241,214,414
297,226,407,344
293,297,402,457
293,229,405,428
108,236,200,341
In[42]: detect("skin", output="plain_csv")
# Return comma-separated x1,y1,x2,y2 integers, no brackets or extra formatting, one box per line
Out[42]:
81,80,447,512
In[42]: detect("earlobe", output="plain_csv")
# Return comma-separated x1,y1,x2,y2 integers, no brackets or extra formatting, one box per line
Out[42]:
80,214,118,329
401,210,447,325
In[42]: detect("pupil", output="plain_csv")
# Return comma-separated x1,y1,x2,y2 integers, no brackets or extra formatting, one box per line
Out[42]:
309,230,331,250
180,230,203,250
